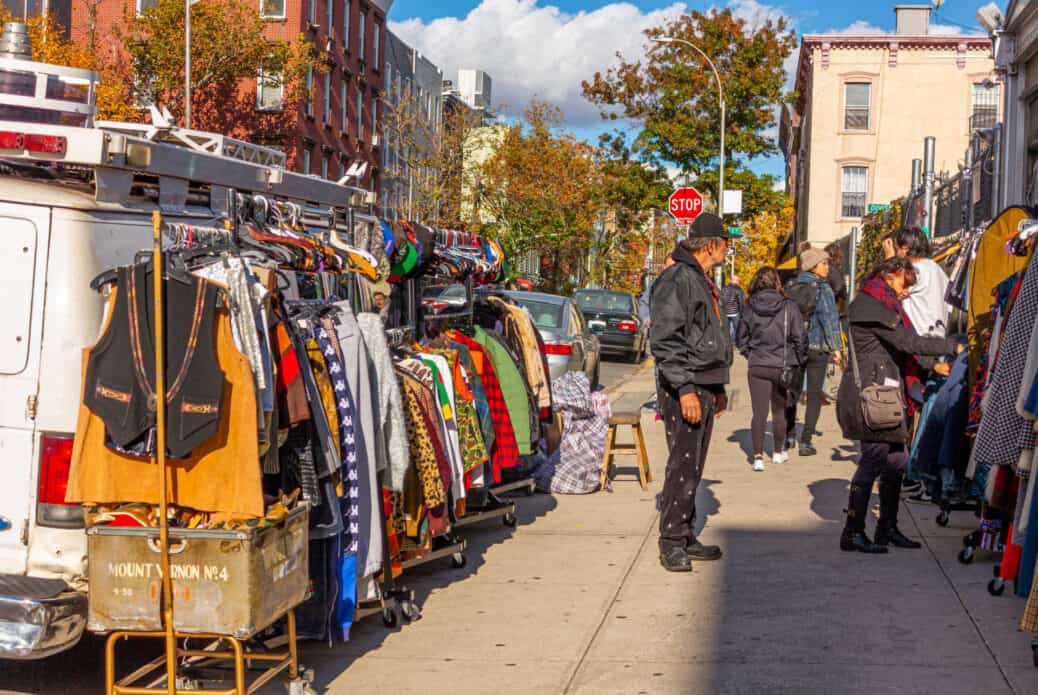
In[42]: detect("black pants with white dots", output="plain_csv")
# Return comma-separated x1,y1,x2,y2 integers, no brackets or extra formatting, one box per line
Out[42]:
656,383,717,554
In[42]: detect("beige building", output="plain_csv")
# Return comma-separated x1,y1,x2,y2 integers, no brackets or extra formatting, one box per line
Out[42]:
781,5,995,244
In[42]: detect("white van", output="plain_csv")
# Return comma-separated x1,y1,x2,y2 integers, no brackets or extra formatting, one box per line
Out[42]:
0,27,370,659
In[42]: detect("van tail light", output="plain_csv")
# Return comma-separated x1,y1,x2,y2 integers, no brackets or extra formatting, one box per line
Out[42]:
544,343,573,356
618,321,638,333
0,130,24,149
25,134,67,156
37,433,83,528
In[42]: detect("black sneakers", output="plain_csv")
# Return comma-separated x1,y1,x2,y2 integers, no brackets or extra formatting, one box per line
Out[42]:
799,443,817,456
660,547,692,572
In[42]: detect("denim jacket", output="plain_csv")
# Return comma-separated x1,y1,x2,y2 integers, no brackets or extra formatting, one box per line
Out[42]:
799,272,842,353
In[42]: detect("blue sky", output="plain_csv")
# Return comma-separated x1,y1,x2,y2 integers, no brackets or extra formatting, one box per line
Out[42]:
387,1,985,184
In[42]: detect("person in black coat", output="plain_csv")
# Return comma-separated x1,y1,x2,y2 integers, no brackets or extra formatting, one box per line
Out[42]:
836,257,963,554
736,267,807,471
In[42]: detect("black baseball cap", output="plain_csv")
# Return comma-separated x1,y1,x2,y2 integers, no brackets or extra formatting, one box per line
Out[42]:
688,213,736,239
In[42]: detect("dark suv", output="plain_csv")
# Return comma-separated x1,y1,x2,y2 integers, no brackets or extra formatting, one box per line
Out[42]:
573,289,648,363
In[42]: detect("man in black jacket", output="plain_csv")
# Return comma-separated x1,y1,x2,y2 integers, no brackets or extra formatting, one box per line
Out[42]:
650,213,735,572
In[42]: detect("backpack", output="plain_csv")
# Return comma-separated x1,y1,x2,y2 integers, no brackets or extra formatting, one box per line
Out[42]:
784,278,820,332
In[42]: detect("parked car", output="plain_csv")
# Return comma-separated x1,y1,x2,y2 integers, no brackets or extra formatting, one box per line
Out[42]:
503,291,601,387
572,289,648,363
422,283,468,314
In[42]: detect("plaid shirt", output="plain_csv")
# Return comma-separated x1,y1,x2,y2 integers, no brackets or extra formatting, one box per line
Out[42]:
451,332,519,482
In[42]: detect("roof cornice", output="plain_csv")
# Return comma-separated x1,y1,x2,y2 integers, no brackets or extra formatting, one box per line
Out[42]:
791,33,992,115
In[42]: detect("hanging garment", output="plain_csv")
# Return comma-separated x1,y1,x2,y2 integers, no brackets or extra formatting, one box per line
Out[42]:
68,305,264,518
471,326,533,456
973,258,1038,467
450,331,519,479
487,296,552,410
967,207,1036,385
910,353,970,481
287,319,340,478
357,313,409,492
82,266,224,459
418,353,467,503
329,305,384,579
451,342,495,455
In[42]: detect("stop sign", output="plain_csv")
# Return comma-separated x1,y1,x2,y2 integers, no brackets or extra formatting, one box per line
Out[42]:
669,187,704,224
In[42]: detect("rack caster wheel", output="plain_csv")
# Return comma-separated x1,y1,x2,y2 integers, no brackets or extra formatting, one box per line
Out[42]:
988,578,1006,596
451,552,467,569
381,606,399,628
936,511,950,527
400,600,422,622
503,512,518,528
958,547,975,564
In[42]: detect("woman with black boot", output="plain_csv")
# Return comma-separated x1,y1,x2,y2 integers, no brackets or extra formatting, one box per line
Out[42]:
836,257,963,553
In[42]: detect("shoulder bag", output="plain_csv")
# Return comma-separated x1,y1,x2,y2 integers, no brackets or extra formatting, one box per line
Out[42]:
780,305,800,392
848,325,903,431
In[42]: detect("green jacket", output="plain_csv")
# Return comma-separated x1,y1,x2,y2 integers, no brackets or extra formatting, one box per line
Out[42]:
472,326,532,455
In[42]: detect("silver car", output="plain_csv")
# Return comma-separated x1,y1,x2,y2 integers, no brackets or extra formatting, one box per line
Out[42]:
504,291,602,387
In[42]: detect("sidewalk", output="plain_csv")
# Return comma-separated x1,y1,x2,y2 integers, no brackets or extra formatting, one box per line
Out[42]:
301,357,1038,694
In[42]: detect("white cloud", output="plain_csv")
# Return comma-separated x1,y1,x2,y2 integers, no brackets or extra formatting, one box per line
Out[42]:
390,0,688,127
830,19,884,34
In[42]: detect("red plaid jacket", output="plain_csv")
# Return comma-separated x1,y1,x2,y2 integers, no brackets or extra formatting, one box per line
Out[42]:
450,331,519,482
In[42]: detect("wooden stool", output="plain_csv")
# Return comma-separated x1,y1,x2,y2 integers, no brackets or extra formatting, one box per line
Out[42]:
601,411,652,491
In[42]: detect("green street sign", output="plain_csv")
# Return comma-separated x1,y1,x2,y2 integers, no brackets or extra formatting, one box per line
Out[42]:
728,227,743,236
866,203,891,213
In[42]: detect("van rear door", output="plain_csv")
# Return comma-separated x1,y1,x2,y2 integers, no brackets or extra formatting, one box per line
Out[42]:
0,208,48,575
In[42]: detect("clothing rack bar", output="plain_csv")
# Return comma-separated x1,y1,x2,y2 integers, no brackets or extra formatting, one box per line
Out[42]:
489,478,536,496
399,539,467,572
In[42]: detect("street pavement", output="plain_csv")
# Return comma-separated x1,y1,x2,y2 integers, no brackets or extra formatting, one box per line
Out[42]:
5,354,1038,694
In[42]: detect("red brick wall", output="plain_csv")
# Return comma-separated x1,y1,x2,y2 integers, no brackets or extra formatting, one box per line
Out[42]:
70,0,384,192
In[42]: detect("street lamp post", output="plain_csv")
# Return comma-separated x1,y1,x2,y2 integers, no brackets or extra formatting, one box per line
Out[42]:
653,36,726,219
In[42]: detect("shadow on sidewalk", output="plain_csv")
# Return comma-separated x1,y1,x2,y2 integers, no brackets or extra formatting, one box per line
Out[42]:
299,490,560,692
808,478,852,523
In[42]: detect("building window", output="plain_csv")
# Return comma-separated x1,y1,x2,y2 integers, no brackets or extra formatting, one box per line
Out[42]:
339,161,346,179
305,66,313,117
841,166,868,218
341,79,347,132
323,71,331,123
843,82,870,130
137,0,158,14
256,69,284,111
307,0,315,25
371,97,377,140
325,0,333,34
356,88,363,140
358,10,366,62
972,82,999,130
321,155,329,179
343,0,351,48
259,0,284,18
302,147,311,174
373,21,381,66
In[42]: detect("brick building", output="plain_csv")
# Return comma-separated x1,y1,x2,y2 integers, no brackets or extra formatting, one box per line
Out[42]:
69,0,390,192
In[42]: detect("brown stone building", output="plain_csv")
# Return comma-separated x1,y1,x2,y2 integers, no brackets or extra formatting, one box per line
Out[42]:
69,0,390,192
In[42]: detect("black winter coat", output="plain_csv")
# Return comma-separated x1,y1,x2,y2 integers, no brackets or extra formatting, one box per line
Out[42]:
649,246,732,394
836,292,958,443
735,290,807,369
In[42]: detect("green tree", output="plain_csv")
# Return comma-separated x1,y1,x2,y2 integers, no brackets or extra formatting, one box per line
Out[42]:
477,101,600,293
582,7,796,216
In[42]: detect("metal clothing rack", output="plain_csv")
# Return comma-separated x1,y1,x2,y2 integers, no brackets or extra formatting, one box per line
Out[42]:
100,211,312,695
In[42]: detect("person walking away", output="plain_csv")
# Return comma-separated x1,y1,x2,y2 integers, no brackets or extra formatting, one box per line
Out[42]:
721,276,745,341
736,267,807,471
836,257,963,553
785,246,843,456
824,242,848,306
650,214,735,572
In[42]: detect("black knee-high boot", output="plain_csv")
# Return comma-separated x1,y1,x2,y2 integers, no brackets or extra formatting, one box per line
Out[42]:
875,477,922,549
840,483,888,554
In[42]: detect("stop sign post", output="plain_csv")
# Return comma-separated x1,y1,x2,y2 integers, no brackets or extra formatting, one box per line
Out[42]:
669,187,704,224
